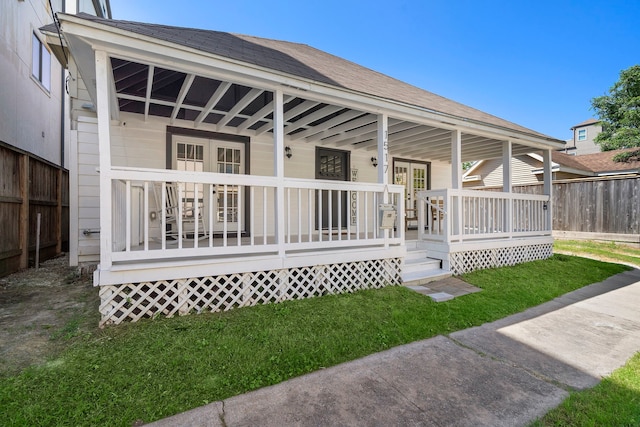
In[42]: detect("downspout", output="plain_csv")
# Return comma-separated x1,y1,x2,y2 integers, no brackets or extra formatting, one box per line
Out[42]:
58,0,66,168
60,70,65,168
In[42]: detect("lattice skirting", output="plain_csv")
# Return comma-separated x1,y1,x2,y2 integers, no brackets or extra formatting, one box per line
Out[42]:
450,243,553,275
99,258,402,325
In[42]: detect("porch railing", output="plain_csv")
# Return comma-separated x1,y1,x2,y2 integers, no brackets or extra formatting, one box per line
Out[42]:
417,189,551,244
109,166,403,264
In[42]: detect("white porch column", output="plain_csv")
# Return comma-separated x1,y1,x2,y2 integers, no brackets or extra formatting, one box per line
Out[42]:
96,50,113,270
542,149,553,231
451,130,462,237
377,114,390,245
503,140,513,235
376,113,389,186
273,89,286,257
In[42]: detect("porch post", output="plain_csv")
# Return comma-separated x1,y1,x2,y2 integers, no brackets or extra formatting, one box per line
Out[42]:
377,114,390,245
376,114,388,186
451,130,462,238
95,50,113,270
503,140,513,236
542,149,553,232
273,89,286,257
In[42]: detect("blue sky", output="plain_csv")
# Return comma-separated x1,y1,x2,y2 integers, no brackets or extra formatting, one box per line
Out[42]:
108,0,639,141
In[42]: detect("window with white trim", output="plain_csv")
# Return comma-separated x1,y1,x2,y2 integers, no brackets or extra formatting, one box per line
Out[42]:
32,33,51,91
577,128,587,141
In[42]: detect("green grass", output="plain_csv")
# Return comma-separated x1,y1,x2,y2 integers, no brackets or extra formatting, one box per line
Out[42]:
532,352,640,427
0,255,629,426
554,239,640,267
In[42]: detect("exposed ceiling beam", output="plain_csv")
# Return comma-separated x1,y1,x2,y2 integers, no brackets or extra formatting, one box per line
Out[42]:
284,105,342,135
305,114,376,143
254,100,320,136
195,81,232,127
237,95,292,133
170,73,195,124
288,109,363,141
143,65,154,121
217,87,263,130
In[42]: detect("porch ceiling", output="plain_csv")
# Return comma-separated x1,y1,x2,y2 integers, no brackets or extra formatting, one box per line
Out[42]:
110,56,537,163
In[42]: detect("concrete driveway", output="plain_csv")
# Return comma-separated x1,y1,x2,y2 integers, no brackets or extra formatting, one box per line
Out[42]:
150,268,640,427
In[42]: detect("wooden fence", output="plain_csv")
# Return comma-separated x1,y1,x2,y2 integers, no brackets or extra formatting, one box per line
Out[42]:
0,142,69,277
484,175,639,235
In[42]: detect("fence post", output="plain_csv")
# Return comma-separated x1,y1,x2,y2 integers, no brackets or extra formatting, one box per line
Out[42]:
19,154,29,269
56,167,63,254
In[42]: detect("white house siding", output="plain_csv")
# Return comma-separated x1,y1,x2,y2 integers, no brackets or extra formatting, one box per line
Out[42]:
73,109,433,264
430,161,452,189
0,0,64,165
465,155,542,188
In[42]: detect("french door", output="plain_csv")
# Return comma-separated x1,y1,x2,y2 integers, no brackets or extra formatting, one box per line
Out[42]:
393,160,429,229
173,136,245,233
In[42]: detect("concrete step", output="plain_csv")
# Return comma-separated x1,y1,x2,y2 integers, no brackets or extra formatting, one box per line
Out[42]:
403,257,441,275
405,249,430,262
402,268,452,286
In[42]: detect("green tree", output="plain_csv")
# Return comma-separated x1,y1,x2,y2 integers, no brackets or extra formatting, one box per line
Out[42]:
590,64,640,162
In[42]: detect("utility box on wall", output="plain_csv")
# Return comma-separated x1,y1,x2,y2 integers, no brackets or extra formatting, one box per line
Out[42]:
378,204,397,230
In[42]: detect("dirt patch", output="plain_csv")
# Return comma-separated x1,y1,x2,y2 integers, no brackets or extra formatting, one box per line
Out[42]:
0,255,99,375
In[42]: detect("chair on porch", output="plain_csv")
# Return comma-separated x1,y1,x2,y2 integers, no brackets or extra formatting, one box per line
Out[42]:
153,182,208,241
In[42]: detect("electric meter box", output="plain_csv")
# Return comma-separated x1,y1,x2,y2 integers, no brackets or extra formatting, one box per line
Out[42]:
378,204,397,230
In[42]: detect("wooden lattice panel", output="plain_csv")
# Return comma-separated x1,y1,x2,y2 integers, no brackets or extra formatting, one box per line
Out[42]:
450,243,552,275
99,258,401,325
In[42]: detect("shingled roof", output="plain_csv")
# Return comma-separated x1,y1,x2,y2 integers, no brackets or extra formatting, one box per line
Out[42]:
59,13,557,142
553,149,640,174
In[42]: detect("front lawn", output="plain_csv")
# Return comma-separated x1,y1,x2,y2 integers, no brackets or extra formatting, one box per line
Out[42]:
0,254,629,426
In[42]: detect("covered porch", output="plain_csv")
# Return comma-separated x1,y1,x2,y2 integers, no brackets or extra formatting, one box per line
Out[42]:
44,13,562,324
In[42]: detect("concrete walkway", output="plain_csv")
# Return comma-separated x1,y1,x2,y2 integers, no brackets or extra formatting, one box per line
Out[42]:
149,268,640,427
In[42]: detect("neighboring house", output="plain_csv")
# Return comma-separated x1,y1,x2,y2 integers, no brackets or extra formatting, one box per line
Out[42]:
42,13,564,325
561,118,602,155
0,1,110,276
463,148,640,188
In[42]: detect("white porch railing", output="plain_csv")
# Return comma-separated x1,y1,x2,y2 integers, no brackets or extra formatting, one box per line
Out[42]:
417,189,551,244
109,166,404,264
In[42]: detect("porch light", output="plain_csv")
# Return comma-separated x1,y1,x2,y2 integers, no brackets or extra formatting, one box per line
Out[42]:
371,157,378,167
285,146,292,159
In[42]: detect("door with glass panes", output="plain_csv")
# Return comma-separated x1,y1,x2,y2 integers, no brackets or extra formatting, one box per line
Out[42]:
393,160,429,229
173,136,245,233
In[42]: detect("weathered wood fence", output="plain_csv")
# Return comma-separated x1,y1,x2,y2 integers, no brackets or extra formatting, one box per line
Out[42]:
484,175,639,235
0,142,69,277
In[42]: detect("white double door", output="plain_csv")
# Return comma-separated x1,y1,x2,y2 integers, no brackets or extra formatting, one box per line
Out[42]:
393,161,428,227
173,136,245,233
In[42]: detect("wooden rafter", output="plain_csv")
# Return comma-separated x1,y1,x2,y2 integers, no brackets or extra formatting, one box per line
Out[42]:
217,87,263,129
195,81,232,126
284,105,342,135
143,65,154,121
288,109,363,141
170,74,196,124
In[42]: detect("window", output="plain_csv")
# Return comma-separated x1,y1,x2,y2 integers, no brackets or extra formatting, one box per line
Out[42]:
577,129,587,141
32,33,51,91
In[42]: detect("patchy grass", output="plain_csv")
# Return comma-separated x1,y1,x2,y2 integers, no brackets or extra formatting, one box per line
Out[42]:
0,255,629,426
532,352,640,427
554,239,640,268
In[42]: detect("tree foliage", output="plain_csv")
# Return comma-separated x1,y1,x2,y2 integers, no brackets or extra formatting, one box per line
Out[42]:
591,65,640,161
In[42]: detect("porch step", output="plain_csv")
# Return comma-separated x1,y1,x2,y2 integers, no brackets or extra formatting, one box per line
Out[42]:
401,248,451,285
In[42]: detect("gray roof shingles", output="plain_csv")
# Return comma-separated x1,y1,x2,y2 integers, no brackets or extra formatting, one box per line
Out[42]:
61,13,558,141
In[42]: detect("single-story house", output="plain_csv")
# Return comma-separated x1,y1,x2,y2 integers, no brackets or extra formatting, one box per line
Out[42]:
463,148,640,188
42,13,564,325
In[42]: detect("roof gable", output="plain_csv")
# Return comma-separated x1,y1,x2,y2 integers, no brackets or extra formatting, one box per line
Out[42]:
64,13,557,141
